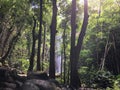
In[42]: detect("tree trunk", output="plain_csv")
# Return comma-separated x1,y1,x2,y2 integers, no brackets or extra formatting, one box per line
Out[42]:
41,23,46,71
28,16,37,71
76,0,88,61
61,50,63,83
70,0,88,89
49,0,57,79
63,22,67,84
37,0,43,71
99,37,111,71
0,26,23,64
70,0,78,88
1,25,14,57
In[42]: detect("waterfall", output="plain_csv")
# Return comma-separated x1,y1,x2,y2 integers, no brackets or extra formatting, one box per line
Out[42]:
55,35,62,74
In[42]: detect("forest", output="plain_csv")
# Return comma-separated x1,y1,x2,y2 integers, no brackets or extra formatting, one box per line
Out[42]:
0,0,120,90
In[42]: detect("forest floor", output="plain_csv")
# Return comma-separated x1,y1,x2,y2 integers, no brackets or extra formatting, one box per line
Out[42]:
0,66,105,90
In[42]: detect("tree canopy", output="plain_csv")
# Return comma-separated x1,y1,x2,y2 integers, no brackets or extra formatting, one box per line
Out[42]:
0,0,120,89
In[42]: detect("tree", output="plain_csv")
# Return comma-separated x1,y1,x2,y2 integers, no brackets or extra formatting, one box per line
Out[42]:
49,0,57,79
28,16,37,71
0,0,30,64
0,26,23,64
57,0,72,84
63,21,67,84
41,22,47,71
37,0,43,71
70,0,88,88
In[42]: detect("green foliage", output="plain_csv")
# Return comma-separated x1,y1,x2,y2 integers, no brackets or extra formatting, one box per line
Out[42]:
9,32,29,72
106,75,120,90
78,66,97,87
113,75,120,90
42,61,49,71
17,58,29,73
92,71,114,89
0,0,120,88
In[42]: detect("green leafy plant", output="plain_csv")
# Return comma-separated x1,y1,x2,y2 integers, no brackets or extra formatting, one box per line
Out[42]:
92,71,114,89
113,75,120,90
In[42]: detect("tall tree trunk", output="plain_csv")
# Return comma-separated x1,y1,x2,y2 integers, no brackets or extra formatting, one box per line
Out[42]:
63,22,67,84
99,37,111,71
76,0,88,62
28,16,37,71
0,26,23,64
26,33,31,57
70,0,78,88
49,0,57,79
70,0,88,89
37,0,43,71
112,33,119,74
41,23,46,71
67,62,70,84
1,25,14,56
61,50,63,83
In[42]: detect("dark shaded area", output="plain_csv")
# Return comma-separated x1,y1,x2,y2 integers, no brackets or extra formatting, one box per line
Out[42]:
18,79,56,90
0,67,60,90
27,72,49,80
105,28,120,75
92,71,114,89
0,67,26,90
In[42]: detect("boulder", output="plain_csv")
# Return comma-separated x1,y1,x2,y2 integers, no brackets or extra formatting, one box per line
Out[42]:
0,67,14,82
0,88,14,90
18,79,57,90
49,79,60,87
27,72,49,80
0,82,16,89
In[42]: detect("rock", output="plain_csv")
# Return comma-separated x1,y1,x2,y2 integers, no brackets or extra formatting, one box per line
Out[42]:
0,82,16,89
17,82,39,90
49,79,60,87
18,79,57,90
27,72,49,80
0,67,14,82
0,67,9,81
10,69,27,83
0,88,14,90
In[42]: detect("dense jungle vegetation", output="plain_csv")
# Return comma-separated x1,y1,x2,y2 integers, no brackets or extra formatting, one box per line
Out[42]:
0,0,120,90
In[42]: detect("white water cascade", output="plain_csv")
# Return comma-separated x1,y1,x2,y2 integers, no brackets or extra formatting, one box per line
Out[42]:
55,35,62,74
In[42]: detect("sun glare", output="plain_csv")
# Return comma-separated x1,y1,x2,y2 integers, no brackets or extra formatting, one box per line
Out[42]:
79,0,84,5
